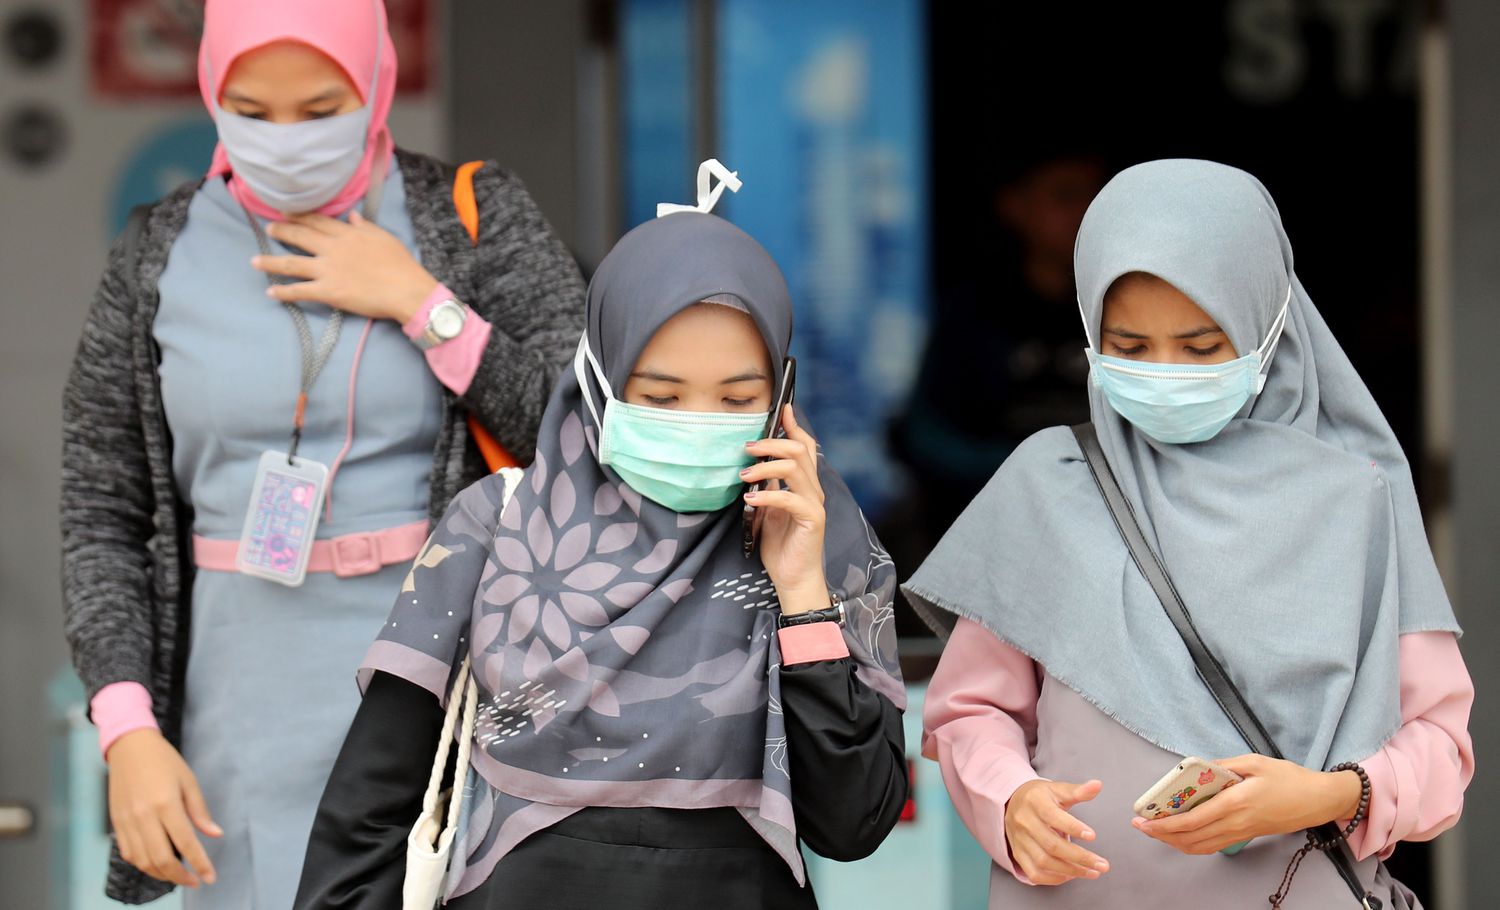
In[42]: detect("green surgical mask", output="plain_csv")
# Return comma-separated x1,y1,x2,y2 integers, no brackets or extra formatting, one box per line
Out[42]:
576,337,767,513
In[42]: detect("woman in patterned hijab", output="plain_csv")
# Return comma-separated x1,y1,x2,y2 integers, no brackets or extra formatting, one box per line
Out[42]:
296,209,907,909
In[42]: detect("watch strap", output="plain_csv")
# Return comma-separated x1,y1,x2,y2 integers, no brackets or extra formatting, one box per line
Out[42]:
776,593,845,628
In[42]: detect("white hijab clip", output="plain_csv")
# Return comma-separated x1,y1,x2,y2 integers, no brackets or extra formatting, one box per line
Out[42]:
657,159,742,217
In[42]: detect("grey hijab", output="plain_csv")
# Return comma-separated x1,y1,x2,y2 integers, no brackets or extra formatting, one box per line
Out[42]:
362,211,904,898
904,159,1458,772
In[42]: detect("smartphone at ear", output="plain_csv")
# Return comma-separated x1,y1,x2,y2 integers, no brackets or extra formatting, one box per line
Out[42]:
742,357,797,557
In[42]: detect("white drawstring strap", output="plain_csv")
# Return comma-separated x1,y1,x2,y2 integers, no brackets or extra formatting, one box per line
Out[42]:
656,159,743,217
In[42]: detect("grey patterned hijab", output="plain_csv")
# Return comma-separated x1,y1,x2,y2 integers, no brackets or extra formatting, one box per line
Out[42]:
905,160,1458,773
362,211,904,899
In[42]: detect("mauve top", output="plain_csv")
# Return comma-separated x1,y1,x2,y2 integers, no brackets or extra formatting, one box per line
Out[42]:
925,618,1474,908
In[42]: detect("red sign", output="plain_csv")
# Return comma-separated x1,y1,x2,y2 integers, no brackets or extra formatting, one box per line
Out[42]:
387,0,433,94
90,0,202,98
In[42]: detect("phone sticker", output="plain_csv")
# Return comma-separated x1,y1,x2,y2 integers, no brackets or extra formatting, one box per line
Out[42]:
1167,786,1198,809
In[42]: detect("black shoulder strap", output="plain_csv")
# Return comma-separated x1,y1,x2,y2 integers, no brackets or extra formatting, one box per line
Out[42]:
1070,423,1379,909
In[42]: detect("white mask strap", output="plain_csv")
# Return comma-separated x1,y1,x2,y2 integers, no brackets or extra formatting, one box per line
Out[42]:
573,334,614,432
656,159,743,217
1252,284,1294,393
1076,294,1096,351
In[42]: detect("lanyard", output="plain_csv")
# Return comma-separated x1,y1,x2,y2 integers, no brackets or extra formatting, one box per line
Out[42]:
243,211,344,461
240,170,386,462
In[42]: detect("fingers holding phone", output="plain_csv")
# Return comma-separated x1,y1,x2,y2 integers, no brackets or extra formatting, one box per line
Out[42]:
742,403,830,613
1129,756,1250,855
742,358,798,554
744,406,823,505
1133,754,1362,856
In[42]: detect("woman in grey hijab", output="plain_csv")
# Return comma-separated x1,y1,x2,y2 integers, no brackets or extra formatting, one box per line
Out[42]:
905,160,1473,909
296,204,907,909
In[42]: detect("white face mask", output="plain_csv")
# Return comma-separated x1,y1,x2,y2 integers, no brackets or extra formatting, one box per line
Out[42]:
1083,286,1292,444
210,16,381,215
214,106,371,214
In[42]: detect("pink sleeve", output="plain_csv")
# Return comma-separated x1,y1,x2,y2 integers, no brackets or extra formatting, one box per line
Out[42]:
402,283,494,397
923,618,1044,883
1346,631,1475,860
90,681,160,758
777,621,851,665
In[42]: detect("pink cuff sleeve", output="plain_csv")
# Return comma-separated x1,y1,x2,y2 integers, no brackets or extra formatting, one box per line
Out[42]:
1345,631,1474,860
777,621,850,665
1349,747,1413,861
402,283,494,396
923,619,1045,883
91,682,160,758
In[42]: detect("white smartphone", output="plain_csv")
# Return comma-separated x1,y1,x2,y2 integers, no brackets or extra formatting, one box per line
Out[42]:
1133,756,1243,821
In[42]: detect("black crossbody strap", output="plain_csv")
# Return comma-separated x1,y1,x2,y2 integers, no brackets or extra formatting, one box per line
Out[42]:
1073,423,1278,754
1071,423,1379,910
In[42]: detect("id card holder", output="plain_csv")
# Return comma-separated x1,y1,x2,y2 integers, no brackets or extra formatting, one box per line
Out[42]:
236,450,328,587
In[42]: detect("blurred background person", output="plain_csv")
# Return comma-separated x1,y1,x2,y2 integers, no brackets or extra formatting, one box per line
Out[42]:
57,0,583,905
886,149,1107,562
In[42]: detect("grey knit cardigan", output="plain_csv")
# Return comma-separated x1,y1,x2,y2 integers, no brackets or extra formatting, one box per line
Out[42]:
60,149,586,904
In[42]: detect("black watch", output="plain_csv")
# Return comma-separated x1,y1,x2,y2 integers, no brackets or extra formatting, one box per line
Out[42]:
776,592,845,629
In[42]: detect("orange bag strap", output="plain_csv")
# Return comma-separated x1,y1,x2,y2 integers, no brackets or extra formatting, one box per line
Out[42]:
454,160,484,245
454,160,520,472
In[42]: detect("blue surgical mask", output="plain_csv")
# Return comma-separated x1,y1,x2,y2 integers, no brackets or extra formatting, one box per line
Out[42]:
214,106,371,213
1086,289,1291,444
576,338,767,513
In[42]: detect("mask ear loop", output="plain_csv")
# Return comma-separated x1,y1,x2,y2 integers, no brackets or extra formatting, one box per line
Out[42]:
1252,284,1294,394
573,333,618,434
1076,294,1097,352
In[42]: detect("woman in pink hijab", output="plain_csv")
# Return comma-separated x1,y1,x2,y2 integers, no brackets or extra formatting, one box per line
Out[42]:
60,0,585,904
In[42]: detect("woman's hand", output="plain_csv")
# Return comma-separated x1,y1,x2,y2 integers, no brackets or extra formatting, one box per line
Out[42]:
107,729,222,888
251,212,439,324
1132,754,1363,855
1004,779,1111,885
742,405,828,614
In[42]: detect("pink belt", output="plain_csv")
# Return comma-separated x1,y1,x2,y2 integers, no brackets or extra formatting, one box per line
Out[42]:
192,520,430,579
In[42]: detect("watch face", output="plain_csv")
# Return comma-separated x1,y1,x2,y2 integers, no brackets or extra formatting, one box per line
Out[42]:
430,301,465,338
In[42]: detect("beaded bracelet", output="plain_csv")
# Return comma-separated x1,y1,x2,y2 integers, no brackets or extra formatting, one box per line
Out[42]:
1269,762,1372,909
1315,762,1372,845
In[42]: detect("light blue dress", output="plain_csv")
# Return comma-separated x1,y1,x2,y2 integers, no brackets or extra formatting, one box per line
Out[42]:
154,170,443,909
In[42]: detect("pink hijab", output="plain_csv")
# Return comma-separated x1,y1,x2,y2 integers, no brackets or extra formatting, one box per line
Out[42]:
197,0,398,219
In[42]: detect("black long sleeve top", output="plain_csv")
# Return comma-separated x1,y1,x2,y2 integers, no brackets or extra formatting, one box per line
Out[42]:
295,651,907,910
